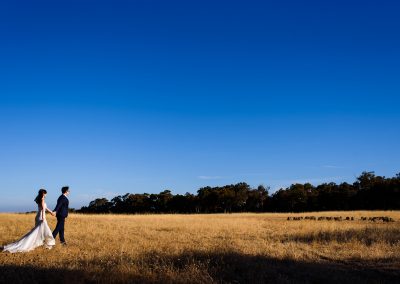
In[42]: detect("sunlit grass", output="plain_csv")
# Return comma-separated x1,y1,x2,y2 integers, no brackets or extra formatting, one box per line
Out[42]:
1,211,399,283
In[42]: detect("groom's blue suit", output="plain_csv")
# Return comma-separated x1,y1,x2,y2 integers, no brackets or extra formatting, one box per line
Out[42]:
52,194,69,243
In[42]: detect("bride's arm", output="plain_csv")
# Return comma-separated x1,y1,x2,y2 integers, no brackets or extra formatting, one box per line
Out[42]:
44,202,55,215
41,199,45,220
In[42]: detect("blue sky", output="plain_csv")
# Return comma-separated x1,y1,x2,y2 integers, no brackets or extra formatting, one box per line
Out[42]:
1,0,399,211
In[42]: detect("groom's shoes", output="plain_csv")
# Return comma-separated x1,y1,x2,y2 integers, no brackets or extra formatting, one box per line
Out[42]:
61,242,67,246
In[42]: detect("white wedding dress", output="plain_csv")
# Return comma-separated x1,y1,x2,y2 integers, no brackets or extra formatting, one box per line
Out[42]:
3,203,56,253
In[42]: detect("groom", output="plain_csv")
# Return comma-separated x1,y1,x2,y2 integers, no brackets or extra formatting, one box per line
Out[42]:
53,186,70,245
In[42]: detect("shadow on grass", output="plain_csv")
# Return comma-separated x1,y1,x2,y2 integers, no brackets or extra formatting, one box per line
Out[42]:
1,250,399,284
0,264,86,284
282,227,400,246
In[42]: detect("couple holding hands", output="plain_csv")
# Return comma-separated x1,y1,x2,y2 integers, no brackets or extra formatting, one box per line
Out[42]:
2,186,70,253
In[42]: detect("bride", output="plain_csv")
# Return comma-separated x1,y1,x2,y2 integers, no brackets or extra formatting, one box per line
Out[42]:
2,189,56,253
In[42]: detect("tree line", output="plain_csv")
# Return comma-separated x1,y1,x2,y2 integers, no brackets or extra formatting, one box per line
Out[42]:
79,171,400,214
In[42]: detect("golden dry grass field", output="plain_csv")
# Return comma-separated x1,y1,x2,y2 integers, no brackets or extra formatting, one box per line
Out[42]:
1,211,400,283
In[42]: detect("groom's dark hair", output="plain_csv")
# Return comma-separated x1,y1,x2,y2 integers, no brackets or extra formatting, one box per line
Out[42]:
62,186,69,194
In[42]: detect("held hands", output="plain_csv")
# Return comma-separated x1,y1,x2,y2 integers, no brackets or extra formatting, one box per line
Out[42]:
51,211,56,217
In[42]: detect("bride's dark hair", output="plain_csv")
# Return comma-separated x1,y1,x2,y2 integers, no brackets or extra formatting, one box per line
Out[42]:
34,189,47,205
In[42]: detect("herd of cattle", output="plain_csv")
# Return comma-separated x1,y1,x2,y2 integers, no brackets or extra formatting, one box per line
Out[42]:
286,216,395,222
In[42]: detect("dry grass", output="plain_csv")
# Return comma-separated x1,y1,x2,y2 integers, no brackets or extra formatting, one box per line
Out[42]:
1,211,399,283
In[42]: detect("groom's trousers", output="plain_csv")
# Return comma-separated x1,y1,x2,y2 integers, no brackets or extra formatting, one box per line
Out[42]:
52,216,65,243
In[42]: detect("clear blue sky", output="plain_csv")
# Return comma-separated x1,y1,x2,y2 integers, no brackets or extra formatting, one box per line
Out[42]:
1,0,399,212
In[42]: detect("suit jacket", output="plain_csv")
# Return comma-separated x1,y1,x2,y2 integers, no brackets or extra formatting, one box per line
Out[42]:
54,194,69,218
